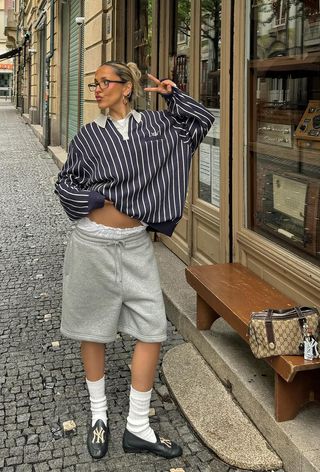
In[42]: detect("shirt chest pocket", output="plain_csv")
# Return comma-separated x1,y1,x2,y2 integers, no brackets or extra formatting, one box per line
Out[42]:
144,134,165,143
141,135,167,165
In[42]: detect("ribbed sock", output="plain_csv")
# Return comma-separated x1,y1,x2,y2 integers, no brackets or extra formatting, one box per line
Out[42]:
126,386,157,443
86,376,108,427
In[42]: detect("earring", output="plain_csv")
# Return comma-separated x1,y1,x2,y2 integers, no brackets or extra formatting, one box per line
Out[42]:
122,95,129,105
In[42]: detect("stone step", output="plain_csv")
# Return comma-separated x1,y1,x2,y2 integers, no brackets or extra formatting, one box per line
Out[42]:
162,342,282,471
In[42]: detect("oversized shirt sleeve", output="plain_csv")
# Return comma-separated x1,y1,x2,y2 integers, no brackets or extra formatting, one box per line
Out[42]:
54,140,105,220
163,86,215,153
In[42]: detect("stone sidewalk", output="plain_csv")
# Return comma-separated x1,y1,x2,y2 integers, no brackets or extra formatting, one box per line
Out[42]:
0,103,281,472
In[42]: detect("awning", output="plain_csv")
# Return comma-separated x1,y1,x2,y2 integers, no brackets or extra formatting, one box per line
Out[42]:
0,47,22,60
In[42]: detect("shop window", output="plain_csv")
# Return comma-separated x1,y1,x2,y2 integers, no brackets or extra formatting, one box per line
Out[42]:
133,0,152,110
170,0,191,93
248,0,320,264
198,0,221,206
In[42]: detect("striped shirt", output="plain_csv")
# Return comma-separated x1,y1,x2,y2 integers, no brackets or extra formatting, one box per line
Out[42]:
55,87,215,236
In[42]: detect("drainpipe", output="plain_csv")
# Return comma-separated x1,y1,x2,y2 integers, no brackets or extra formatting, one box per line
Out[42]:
16,1,25,112
44,0,55,150
21,31,30,116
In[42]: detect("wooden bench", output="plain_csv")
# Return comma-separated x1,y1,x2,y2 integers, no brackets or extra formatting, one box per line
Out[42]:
185,263,320,422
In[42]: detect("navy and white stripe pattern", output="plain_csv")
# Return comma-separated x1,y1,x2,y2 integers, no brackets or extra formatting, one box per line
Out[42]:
55,87,215,236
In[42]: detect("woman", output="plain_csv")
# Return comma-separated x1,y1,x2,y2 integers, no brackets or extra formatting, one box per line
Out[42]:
55,61,214,460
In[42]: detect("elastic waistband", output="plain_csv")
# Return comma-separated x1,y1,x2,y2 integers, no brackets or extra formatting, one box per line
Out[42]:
73,224,148,246
77,217,146,234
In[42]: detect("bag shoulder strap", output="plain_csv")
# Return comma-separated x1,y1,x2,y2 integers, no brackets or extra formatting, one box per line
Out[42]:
265,309,275,347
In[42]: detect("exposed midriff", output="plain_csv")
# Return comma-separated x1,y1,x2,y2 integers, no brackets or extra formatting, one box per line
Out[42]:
88,201,142,228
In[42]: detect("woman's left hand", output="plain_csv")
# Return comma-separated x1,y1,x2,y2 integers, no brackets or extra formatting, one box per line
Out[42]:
144,74,176,95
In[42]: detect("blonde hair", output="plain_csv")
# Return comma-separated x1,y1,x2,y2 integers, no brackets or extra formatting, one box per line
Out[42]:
101,61,143,102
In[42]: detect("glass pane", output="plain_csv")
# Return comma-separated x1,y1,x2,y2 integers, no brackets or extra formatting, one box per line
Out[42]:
248,0,320,264
198,0,221,207
170,0,191,93
134,0,152,110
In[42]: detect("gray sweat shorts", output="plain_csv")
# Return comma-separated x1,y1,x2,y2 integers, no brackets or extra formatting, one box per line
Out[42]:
60,221,167,343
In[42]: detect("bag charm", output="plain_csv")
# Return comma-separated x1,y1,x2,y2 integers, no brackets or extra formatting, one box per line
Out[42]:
303,323,320,360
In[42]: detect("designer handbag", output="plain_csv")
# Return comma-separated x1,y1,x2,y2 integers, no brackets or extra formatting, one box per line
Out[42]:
248,306,320,359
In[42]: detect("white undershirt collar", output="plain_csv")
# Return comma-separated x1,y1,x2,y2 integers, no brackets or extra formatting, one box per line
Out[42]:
94,109,142,128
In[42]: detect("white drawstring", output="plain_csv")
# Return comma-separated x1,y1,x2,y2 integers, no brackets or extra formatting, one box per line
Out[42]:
112,241,124,284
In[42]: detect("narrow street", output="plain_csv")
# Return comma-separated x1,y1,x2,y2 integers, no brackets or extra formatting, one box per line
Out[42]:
0,102,233,472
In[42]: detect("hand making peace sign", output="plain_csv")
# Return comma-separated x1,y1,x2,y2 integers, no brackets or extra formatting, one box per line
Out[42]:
144,74,176,95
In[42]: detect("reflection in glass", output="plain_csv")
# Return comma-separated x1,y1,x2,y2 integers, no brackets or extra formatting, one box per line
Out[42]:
252,0,320,59
198,0,221,206
248,1,320,264
171,0,191,93
134,0,152,110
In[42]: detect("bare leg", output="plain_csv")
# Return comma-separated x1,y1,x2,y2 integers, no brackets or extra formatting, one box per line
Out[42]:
130,341,161,390
125,341,161,442
81,341,105,381
124,340,183,457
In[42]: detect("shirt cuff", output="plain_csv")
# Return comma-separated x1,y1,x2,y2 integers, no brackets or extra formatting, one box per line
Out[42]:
88,191,105,212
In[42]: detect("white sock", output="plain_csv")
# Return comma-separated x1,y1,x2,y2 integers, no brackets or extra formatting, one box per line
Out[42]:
86,376,108,427
126,386,157,443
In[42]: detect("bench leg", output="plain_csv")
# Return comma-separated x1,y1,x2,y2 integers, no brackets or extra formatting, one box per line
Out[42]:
196,295,220,330
274,370,320,421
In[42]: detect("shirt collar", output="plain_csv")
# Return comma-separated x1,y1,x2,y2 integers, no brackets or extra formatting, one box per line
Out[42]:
94,109,141,128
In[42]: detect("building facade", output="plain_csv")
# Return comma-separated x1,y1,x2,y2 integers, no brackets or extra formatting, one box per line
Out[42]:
4,0,320,308
0,0,14,98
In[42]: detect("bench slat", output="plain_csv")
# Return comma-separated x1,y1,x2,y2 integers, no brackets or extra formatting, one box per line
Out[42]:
187,263,294,321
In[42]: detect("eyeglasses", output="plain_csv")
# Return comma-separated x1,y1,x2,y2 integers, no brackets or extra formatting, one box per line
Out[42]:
88,79,126,92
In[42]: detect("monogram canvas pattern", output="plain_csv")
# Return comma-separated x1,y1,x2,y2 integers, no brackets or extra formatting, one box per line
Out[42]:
249,311,319,358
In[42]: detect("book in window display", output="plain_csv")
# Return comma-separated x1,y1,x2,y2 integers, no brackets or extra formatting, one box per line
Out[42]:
255,172,320,257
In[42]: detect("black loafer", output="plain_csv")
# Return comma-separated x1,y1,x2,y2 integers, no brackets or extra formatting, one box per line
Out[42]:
122,428,182,459
87,419,109,459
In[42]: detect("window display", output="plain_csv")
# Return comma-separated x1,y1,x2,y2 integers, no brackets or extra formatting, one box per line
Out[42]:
248,0,320,263
133,0,152,110
169,1,221,207
198,0,221,206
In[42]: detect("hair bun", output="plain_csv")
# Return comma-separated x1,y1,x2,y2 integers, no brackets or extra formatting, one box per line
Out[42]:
126,62,142,81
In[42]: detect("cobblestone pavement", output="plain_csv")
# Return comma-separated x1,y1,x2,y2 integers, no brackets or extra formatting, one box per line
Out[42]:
0,103,282,472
